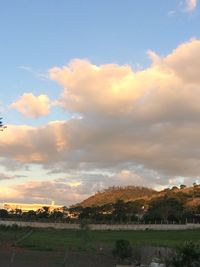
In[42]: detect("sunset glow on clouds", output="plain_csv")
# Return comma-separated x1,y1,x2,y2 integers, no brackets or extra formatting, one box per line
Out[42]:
0,1,200,205
11,93,51,118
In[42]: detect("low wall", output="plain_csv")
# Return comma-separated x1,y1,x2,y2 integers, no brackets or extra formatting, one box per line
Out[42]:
91,223,200,230
0,220,199,230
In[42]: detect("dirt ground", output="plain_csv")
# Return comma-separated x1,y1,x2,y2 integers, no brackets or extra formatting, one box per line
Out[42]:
0,243,116,267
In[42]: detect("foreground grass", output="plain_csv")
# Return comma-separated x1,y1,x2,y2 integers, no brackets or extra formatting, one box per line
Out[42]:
0,227,199,251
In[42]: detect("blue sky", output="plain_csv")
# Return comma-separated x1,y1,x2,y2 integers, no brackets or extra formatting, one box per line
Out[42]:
1,0,199,107
0,0,200,205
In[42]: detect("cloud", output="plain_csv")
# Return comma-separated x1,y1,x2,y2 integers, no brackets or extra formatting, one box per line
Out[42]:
49,40,200,125
159,39,200,83
19,65,48,80
0,169,196,205
0,180,90,205
0,121,69,163
11,93,51,118
50,60,138,116
185,0,197,12
0,158,30,171
168,0,198,15
0,187,19,201
0,173,21,181
0,172,167,205
1,39,200,204
168,10,176,17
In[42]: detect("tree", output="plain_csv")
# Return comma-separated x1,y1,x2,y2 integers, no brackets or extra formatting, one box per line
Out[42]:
180,184,186,190
171,186,179,191
0,209,9,218
49,209,64,221
79,207,93,220
22,210,37,221
113,239,132,264
0,117,6,131
144,196,183,223
113,199,127,223
193,183,200,198
36,206,50,219
126,199,145,222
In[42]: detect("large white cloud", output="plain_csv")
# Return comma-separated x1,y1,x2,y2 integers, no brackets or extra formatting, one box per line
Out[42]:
1,39,200,204
50,40,200,124
11,93,51,118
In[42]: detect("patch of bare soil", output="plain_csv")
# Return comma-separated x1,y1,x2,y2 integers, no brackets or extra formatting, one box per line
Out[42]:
0,242,26,252
0,246,116,267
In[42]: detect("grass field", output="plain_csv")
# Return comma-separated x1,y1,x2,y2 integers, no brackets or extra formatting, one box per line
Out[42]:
0,226,199,251
0,227,199,267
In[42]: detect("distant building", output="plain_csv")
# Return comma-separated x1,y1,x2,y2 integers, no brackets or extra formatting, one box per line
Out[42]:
3,201,63,212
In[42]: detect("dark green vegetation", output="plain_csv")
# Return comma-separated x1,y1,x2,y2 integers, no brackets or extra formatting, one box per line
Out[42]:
113,239,132,263
0,226,199,251
167,241,200,267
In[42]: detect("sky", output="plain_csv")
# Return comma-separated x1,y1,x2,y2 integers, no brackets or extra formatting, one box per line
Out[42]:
0,0,200,206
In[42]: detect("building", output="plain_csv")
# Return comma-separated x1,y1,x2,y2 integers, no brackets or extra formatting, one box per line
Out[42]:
3,201,63,212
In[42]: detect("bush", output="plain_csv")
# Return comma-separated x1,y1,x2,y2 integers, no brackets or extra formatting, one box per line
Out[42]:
113,239,132,263
166,241,200,267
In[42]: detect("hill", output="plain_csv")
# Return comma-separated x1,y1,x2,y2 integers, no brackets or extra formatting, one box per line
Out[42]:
78,184,200,208
79,186,157,207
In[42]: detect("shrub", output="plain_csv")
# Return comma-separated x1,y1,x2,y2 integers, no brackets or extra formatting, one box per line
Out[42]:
166,241,200,267
113,239,132,263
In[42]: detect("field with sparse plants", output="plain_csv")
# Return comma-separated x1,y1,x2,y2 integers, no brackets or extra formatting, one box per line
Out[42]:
0,226,199,266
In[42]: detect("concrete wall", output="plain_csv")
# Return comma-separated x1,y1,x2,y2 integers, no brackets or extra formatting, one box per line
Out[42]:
0,220,199,230
90,223,200,230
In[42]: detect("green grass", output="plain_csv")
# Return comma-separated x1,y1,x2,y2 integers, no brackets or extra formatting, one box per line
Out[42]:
0,227,199,251
0,226,29,243
90,229,200,247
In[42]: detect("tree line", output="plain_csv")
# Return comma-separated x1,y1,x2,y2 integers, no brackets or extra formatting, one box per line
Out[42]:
0,184,199,224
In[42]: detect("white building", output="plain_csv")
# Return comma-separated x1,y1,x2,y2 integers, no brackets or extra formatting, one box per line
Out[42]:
3,201,63,212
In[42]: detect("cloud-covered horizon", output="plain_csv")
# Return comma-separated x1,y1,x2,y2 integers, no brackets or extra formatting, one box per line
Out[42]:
1,39,200,204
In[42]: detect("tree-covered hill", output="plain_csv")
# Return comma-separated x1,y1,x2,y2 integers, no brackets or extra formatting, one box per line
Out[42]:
70,184,200,224
78,184,200,208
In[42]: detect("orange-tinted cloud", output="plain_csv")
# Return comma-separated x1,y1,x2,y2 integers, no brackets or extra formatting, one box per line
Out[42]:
11,93,51,118
2,39,200,182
